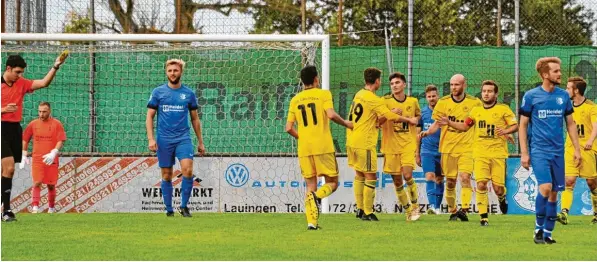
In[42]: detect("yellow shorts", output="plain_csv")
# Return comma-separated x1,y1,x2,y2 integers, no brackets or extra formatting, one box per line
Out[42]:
298,153,339,179
473,158,506,186
441,153,473,179
347,147,377,173
383,152,415,175
565,147,597,179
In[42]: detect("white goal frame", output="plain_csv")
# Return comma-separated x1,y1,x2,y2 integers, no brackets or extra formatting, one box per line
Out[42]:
1,33,332,213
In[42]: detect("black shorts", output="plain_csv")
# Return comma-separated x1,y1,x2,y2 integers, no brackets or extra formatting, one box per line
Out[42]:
1,122,23,162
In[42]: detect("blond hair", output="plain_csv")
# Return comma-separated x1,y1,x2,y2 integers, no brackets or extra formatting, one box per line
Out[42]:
535,57,561,76
165,59,185,70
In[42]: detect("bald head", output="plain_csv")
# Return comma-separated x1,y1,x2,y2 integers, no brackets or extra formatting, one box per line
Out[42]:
449,74,467,98
450,74,466,84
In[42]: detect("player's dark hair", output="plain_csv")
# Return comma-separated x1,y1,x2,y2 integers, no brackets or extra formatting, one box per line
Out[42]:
5,55,27,69
39,101,51,108
364,67,382,85
425,85,438,94
481,80,499,93
388,72,406,83
300,65,318,86
568,76,587,96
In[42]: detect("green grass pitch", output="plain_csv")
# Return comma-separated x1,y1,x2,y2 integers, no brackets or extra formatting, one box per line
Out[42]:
2,213,595,260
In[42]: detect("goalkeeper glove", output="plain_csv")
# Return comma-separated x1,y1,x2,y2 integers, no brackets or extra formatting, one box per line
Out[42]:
42,149,59,165
19,151,30,169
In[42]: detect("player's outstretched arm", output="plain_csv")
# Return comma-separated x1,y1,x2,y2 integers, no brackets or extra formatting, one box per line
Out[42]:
190,110,206,156
146,109,158,152
519,115,530,169
326,108,353,129
285,121,299,139
419,121,441,138
31,51,69,90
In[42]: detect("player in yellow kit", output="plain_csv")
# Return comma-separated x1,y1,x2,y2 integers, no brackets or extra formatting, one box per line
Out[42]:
419,74,482,222
558,76,597,225
441,80,518,226
380,72,422,221
285,65,353,230
347,67,416,221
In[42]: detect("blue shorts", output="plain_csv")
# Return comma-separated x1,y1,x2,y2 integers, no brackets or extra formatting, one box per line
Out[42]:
421,153,442,175
531,153,565,192
157,138,194,168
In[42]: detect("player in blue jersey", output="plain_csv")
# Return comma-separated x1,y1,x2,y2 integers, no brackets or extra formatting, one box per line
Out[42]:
146,59,206,217
519,57,581,244
416,85,444,215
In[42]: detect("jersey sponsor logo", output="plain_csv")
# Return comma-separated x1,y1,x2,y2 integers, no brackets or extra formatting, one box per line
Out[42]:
225,163,250,187
162,104,185,112
513,166,538,212
537,109,563,119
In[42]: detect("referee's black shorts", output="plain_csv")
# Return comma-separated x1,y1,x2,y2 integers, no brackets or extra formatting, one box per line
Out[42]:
1,121,23,162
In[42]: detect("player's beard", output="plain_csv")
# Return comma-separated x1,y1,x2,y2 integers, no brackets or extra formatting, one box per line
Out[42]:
452,90,463,97
483,97,496,106
549,77,560,86
169,76,181,85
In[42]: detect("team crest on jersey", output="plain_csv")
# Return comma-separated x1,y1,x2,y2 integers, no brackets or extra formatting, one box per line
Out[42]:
180,94,187,100
492,113,500,119
513,166,538,212
556,97,563,105
462,106,469,112
406,106,412,112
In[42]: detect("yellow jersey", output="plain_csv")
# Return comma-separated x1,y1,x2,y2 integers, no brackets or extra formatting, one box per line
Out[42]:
346,89,401,150
565,99,597,150
468,103,517,159
380,95,421,153
432,94,482,154
287,88,335,157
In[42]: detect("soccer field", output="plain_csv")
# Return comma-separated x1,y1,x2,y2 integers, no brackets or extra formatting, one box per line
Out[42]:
1,213,595,261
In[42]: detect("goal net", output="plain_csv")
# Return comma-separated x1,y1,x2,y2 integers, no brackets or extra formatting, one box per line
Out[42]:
2,34,331,213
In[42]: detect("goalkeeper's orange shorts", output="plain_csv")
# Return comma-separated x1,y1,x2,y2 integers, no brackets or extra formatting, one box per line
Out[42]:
32,161,59,185
298,153,339,178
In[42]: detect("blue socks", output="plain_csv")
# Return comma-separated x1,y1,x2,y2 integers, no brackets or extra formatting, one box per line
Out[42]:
161,180,173,213
544,201,557,238
435,181,444,209
426,180,436,208
181,176,193,209
535,194,548,233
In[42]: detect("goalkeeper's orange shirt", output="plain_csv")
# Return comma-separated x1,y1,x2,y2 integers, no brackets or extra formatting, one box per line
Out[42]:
286,88,335,157
432,94,482,154
23,118,67,163
346,88,401,151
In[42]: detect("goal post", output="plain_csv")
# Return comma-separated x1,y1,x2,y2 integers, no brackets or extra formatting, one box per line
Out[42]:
1,33,333,213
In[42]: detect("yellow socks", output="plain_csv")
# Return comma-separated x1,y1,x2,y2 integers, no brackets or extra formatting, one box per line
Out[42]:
395,185,409,207
363,180,376,215
406,177,418,205
476,188,488,216
561,186,574,212
461,187,472,210
446,187,456,212
354,176,365,210
316,184,333,199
